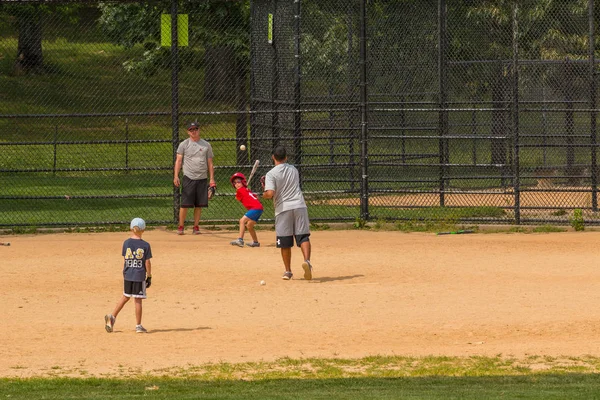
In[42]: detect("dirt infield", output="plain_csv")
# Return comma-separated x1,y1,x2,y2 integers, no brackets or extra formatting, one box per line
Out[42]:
2,228,600,377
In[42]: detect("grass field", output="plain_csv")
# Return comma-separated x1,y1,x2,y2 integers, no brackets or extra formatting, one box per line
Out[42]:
3,356,600,399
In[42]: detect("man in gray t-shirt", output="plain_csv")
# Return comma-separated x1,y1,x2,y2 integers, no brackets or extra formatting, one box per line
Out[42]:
262,145,313,281
174,121,215,235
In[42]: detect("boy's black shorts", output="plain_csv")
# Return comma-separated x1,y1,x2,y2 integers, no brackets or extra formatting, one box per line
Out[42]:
181,176,208,208
123,280,147,299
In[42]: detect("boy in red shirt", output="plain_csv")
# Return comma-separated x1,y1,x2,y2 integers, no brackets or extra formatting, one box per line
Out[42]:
229,172,264,247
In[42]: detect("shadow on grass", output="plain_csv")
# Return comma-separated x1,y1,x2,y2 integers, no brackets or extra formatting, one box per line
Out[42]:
2,374,600,399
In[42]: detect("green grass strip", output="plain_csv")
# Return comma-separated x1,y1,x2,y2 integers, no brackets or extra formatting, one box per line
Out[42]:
3,356,600,399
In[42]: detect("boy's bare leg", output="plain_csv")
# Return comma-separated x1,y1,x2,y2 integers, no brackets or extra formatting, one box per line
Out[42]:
134,298,143,325
238,217,247,240
247,219,258,242
112,295,130,318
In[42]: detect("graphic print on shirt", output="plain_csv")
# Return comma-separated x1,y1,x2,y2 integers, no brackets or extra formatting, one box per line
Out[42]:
124,247,145,269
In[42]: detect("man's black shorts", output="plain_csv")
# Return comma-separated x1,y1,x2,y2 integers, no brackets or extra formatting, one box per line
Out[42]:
181,176,208,208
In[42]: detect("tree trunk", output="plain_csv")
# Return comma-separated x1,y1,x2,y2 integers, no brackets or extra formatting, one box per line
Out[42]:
15,6,44,74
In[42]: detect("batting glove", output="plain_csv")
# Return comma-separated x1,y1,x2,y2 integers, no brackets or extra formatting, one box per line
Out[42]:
145,276,152,288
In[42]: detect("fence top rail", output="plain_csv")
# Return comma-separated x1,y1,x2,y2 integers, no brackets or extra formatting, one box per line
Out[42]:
0,0,140,3
448,58,595,65
0,108,358,119
372,107,599,112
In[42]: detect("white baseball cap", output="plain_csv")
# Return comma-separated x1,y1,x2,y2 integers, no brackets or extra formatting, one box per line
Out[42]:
130,217,146,231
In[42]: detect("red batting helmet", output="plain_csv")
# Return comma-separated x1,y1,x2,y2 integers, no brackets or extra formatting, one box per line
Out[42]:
230,172,247,187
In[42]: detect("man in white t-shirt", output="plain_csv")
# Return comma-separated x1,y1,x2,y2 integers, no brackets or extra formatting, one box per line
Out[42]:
173,121,215,235
262,145,313,280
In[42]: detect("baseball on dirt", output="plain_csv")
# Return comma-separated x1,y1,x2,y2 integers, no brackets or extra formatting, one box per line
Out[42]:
240,145,246,151
260,280,266,286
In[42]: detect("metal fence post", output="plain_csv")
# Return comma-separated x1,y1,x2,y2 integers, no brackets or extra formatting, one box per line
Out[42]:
512,3,520,224
171,0,180,225
347,5,356,193
271,0,279,149
438,0,448,207
53,124,58,175
359,0,369,221
293,0,302,183
125,117,129,172
564,58,575,181
249,0,257,165
590,0,598,211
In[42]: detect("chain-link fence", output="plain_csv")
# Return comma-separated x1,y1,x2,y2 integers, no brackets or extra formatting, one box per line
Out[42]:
1,0,600,227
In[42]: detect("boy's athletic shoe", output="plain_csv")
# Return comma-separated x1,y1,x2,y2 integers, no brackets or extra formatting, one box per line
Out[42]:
282,271,293,280
246,242,260,247
104,314,115,333
192,226,201,235
230,238,244,247
177,226,184,235
302,261,313,280
136,325,147,333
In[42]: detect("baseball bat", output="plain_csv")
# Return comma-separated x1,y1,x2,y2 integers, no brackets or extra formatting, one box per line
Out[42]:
0,242,11,246
247,160,260,189
436,229,475,236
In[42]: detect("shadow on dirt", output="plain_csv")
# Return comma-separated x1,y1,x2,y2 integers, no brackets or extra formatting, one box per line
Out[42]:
148,326,211,334
310,274,364,283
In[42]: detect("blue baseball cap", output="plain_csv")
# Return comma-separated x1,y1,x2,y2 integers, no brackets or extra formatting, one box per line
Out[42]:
130,217,146,231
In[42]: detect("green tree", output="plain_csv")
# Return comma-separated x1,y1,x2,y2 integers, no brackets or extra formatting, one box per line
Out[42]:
98,2,159,49
98,1,251,164
0,3,82,74
98,1,250,97
448,0,592,169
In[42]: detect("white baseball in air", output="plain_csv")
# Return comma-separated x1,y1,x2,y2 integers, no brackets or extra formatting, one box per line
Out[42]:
240,145,246,151
260,280,266,286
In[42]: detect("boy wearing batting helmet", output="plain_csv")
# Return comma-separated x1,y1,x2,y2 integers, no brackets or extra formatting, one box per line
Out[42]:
229,172,264,247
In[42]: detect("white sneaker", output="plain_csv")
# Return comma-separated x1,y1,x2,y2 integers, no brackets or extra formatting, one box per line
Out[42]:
230,238,244,247
104,314,115,333
302,261,313,280
136,325,147,333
